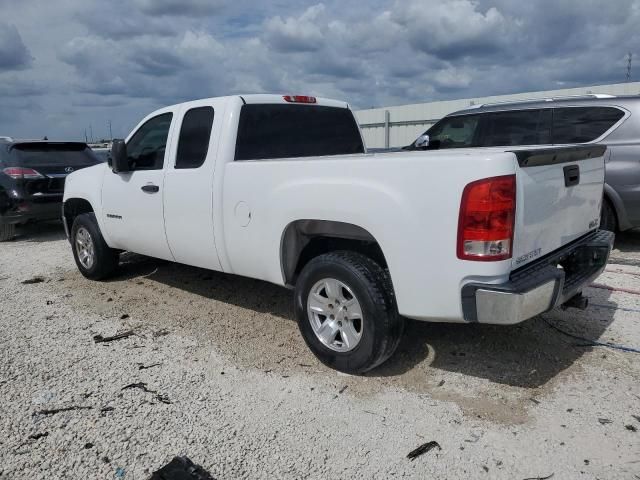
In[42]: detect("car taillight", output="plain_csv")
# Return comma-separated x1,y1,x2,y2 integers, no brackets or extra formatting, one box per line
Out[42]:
283,95,317,104
2,167,44,179
457,175,516,261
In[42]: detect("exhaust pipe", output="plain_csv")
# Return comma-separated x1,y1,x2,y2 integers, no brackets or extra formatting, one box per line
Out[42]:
562,293,589,310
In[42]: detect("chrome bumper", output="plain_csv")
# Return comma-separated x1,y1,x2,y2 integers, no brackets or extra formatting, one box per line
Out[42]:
461,230,615,325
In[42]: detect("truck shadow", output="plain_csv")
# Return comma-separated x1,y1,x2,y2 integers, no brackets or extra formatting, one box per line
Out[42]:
11,221,67,243
370,289,618,387
115,252,620,389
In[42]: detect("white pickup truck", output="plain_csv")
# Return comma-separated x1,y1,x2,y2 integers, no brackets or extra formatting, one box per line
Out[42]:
63,94,614,373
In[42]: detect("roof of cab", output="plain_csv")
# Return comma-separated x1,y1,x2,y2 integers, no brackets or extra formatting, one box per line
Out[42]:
161,94,350,111
240,94,349,109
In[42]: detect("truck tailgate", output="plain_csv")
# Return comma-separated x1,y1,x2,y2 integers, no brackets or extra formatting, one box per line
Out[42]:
511,146,606,269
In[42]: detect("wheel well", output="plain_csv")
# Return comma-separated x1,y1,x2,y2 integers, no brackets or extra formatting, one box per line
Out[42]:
281,220,387,286
63,198,94,230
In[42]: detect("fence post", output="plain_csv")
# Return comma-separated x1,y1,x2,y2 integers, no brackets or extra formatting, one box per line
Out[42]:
384,110,390,148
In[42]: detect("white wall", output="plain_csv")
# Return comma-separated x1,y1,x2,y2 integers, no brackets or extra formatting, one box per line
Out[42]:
355,81,640,149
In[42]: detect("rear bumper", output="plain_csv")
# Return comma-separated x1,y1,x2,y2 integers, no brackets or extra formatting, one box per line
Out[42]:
461,230,615,324
0,194,63,225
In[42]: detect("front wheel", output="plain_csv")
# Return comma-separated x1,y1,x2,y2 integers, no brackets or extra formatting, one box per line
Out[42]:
294,251,404,374
71,212,119,280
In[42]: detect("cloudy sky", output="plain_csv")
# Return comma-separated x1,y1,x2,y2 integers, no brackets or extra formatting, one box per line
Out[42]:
0,0,638,140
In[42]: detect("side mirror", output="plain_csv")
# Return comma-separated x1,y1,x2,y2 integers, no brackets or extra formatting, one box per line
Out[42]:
110,139,129,173
415,134,430,149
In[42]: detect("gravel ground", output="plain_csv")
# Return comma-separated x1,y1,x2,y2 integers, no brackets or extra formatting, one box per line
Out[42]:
1,222,639,479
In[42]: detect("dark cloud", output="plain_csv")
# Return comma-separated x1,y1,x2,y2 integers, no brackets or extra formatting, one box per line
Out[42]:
134,0,225,17
0,23,33,70
1,0,640,139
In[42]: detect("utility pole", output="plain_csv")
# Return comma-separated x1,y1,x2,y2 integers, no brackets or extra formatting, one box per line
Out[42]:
84,129,88,143
626,52,633,82
108,120,113,141
89,124,93,143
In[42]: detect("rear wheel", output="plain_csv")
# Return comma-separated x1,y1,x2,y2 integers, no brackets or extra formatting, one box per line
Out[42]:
71,213,119,280
294,251,404,374
600,198,617,232
0,224,15,242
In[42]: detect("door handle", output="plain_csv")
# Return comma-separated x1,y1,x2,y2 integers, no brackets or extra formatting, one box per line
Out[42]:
563,165,580,187
141,184,159,193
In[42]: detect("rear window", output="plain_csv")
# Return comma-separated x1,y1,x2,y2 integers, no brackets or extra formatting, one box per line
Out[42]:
235,104,364,161
9,143,99,167
552,107,624,143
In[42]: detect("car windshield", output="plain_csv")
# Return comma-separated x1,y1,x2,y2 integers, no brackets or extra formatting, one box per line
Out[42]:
9,143,100,166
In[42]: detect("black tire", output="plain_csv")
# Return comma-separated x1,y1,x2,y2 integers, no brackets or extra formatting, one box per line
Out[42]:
0,223,15,242
600,198,617,232
294,251,404,374
71,212,119,280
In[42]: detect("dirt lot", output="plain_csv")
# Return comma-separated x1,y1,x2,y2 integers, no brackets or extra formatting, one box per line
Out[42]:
1,223,639,479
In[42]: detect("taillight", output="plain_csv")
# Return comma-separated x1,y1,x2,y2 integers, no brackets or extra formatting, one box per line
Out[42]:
2,167,44,179
457,175,516,261
283,95,317,104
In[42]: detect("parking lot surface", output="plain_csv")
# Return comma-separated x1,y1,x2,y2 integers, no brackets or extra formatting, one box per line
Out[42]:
1,223,639,479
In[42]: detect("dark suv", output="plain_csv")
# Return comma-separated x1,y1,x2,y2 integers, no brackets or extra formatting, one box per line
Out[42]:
0,139,100,241
406,94,640,231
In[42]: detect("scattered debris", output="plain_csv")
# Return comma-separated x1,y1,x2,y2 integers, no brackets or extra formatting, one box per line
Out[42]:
34,405,92,416
28,432,48,441
22,276,45,284
153,329,170,338
482,465,489,473
102,456,111,464
522,474,554,480
529,398,540,405
138,363,162,370
115,467,126,478
150,456,215,480
121,382,171,405
625,424,637,432
298,363,312,368
632,415,640,423
598,418,613,425
84,442,94,449
437,380,445,387
407,441,441,461
93,330,134,344
465,433,481,443
339,385,348,394
566,408,573,412
100,406,115,415
107,297,113,302
122,382,154,393
120,314,130,320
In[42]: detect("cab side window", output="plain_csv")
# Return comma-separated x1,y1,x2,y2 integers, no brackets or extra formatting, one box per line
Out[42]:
126,113,173,171
175,107,214,169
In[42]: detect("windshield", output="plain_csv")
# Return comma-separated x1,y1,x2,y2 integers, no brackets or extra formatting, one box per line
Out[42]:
9,143,100,167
